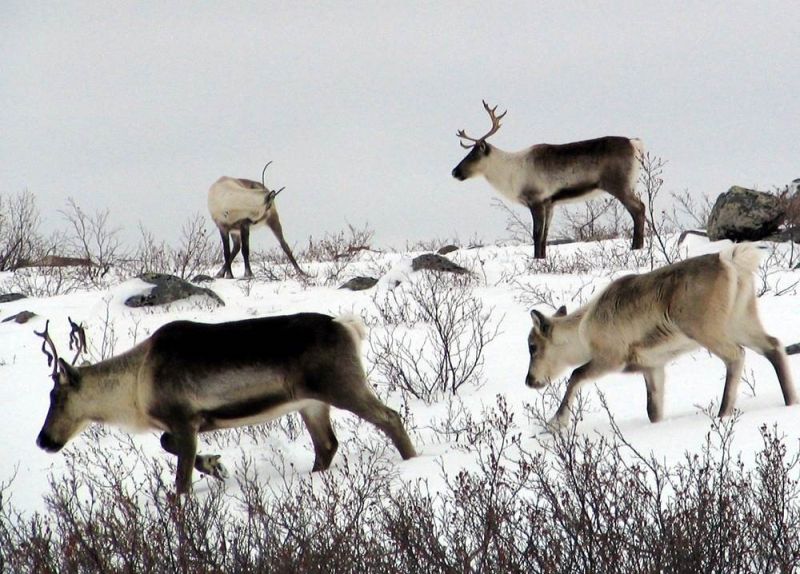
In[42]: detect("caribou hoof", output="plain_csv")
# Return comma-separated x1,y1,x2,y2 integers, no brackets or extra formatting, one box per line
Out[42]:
195,454,229,481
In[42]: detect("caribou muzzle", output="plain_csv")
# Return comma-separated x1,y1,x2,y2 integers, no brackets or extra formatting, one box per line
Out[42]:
451,166,466,181
37,431,64,453
525,373,547,389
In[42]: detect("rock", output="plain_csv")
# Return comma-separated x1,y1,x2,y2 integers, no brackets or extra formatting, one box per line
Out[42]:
125,273,224,308
191,274,215,283
707,186,784,241
411,253,470,275
15,255,93,268
2,310,36,324
436,244,459,255
339,276,379,291
0,293,27,304
786,343,800,355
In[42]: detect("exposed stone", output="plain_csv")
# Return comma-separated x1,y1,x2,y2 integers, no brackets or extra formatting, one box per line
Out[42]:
786,343,800,355
411,253,470,275
0,293,27,304
436,244,459,255
125,273,224,308
2,310,36,324
15,255,93,269
191,274,215,283
707,186,784,241
339,276,379,291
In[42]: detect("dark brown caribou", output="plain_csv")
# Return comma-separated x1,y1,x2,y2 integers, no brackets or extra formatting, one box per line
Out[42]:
452,101,645,259
35,313,416,493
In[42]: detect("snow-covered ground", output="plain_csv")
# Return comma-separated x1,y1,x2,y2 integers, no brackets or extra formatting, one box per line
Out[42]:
2,235,800,516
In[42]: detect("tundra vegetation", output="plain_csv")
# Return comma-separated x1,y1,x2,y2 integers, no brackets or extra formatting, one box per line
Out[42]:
2,163,800,572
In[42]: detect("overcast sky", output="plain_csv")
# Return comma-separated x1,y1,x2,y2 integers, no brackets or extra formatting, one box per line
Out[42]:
2,2,798,252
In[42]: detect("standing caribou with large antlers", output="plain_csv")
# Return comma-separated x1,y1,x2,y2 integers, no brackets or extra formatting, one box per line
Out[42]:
452,101,646,259
208,162,306,279
34,314,416,494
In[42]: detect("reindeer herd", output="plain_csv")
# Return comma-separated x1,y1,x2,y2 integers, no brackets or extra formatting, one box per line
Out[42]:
31,102,797,494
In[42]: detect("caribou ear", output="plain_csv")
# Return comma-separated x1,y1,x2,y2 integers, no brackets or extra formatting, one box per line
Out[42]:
530,309,551,335
555,305,567,317
57,359,80,387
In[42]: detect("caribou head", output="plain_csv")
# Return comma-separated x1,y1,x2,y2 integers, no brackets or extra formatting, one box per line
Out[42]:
34,318,87,452
451,100,507,181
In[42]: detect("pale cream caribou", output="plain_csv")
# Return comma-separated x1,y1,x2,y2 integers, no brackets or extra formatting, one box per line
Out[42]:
524,244,797,428
208,162,305,278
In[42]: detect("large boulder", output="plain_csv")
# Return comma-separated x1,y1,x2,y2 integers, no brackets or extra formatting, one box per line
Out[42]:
707,186,784,241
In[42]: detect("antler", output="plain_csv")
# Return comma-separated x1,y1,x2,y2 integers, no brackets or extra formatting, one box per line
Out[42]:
34,318,87,378
261,160,286,204
34,320,60,378
456,100,507,148
261,161,273,187
68,317,86,364
266,186,286,203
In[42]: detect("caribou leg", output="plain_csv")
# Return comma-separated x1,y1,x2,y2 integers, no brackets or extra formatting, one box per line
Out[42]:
530,204,548,259
266,210,306,276
331,390,416,460
299,403,339,471
240,224,254,278
160,432,228,486
215,228,234,279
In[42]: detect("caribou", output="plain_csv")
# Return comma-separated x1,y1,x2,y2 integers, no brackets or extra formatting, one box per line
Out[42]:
525,243,797,428
208,162,306,278
452,101,646,259
35,313,416,494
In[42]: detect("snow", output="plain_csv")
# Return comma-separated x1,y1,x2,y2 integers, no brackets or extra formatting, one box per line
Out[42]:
2,236,799,515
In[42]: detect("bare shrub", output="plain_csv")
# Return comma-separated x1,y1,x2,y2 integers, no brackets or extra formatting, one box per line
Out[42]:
670,188,714,230
639,153,682,268
514,275,598,313
251,246,298,282
369,272,500,403
0,190,47,272
493,193,629,247
60,197,124,285
301,223,375,285
128,224,170,275
6,266,84,297
756,243,800,297
779,184,800,267
559,198,629,243
168,214,216,279
303,222,374,262
5,195,125,296
3,405,800,572
87,297,118,361
491,197,533,244
126,214,215,279
522,249,598,275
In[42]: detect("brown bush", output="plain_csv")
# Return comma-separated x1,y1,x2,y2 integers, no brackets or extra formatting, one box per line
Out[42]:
3,398,800,573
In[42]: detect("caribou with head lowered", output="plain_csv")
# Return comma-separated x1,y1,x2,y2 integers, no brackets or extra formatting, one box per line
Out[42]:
525,244,798,429
208,162,306,279
35,313,416,493
452,101,645,259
